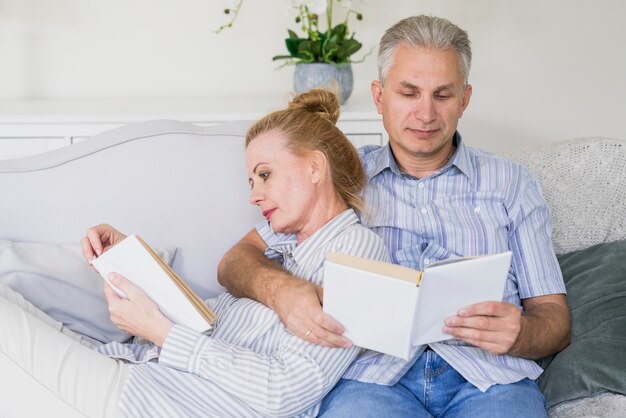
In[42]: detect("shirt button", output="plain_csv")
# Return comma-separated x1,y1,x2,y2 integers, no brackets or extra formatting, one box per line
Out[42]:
424,258,431,265
420,208,428,215
418,182,425,189
474,206,481,213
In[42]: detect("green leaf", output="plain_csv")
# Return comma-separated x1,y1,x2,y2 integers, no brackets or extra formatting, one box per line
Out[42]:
330,23,348,40
285,37,303,57
342,38,362,56
287,29,299,39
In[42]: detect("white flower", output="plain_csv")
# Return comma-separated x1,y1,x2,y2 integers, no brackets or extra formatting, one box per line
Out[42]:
294,0,327,15
339,0,353,10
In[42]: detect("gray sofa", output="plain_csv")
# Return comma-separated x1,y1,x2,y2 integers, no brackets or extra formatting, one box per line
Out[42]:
0,120,624,416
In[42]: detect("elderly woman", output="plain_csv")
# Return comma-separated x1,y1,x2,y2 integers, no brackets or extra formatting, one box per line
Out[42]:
0,89,389,417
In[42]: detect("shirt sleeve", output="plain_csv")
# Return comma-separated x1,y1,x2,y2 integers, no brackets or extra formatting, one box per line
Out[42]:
158,324,361,417
508,168,566,298
157,222,390,417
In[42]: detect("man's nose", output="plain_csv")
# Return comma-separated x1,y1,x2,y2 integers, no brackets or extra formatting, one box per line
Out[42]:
413,98,436,124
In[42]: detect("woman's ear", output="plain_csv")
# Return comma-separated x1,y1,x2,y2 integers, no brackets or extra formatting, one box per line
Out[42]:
309,150,328,184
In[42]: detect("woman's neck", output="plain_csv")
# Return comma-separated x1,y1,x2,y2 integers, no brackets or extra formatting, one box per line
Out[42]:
296,195,348,244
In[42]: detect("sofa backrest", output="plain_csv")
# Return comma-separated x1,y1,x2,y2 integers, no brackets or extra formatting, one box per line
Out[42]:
0,120,261,298
504,137,626,254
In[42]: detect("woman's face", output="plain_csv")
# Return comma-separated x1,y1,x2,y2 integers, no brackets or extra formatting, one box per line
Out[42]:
246,129,320,236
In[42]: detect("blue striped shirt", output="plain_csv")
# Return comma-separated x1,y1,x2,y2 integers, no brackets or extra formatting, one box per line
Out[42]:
98,209,390,417
340,133,566,390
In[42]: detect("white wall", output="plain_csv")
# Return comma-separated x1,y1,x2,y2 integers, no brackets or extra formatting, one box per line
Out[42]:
0,0,624,151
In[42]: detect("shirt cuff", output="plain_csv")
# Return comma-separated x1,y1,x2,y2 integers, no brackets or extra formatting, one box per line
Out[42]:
158,325,231,374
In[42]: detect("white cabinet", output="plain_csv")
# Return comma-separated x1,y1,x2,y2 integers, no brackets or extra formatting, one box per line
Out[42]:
0,99,387,160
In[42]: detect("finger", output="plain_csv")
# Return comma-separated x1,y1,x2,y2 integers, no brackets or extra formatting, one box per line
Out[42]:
460,337,510,356
458,301,512,318
310,311,351,348
443,325,502,345
108,272,136,299
80,236,97,263
309,324,352,348
103,281,122,305
445,315,500,332
85,226,106,256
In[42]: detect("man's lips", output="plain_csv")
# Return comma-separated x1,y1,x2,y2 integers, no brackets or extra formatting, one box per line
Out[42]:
262,208,276,220
409,128,439,139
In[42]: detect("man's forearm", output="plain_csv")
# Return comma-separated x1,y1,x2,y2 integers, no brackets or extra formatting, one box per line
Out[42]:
509,296,571,360
217,241,296,310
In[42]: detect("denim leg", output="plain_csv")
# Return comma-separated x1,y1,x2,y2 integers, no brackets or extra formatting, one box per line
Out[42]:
319,378,431,418
441,378,547,418
397,349,469,415
320,350,546,418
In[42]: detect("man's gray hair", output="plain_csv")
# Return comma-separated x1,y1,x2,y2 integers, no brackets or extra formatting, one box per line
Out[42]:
378,15,472,86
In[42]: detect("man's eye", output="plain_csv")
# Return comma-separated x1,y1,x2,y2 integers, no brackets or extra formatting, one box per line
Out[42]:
400,92,415,98
435,94,451,100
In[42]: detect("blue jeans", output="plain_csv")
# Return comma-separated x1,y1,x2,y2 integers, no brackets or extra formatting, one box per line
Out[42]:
319,349,547,417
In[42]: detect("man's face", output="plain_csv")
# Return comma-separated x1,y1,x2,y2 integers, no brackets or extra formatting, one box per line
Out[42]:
372,44,472,170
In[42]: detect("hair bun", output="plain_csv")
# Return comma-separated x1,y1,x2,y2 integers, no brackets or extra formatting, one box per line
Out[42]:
288,89,341,125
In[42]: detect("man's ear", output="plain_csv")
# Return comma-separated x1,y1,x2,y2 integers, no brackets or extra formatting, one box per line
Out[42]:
459,84,472,118
309,150,328,184
371,80,384,115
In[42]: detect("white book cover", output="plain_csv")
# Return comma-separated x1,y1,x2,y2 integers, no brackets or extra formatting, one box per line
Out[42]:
91,235,212,333
323,252,511,360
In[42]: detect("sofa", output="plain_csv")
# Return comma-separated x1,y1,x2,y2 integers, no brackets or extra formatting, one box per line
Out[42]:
0,120,624,417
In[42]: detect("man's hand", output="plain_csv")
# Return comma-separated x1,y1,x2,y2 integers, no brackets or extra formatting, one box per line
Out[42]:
443,294,570,359
218,228,352,348
443,301,522,355
103,272,173,347
272,279,352,348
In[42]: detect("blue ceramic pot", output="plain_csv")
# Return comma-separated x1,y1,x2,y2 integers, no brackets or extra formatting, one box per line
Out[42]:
293,63,353,105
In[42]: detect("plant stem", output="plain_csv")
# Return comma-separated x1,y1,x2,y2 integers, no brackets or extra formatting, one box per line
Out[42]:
327,0,333,31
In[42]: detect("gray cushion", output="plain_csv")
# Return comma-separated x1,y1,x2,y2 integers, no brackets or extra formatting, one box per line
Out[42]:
538,239,626,407
0,239,175,344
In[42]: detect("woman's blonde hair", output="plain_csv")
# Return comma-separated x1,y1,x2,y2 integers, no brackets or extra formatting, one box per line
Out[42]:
246,89,365,212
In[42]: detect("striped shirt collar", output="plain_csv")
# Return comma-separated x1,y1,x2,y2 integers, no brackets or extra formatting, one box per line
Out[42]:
266,209,360,266
365,131,474,182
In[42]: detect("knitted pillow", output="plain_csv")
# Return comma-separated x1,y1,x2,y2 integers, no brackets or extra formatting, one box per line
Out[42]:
505,138,626,254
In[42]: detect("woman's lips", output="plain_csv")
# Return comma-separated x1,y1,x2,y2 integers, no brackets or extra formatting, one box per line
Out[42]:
262,208,276,220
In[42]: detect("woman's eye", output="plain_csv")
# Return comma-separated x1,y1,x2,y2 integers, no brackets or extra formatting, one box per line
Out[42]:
259,172,270,180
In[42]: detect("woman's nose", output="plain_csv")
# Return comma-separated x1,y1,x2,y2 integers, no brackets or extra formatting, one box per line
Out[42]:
249,186,264,205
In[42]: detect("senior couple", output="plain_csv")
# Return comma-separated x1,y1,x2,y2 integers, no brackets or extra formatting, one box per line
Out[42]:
0,15,569,417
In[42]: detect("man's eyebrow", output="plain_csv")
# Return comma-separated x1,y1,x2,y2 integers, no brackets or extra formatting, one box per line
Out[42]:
399,81,418,89
398,81,457,91
434,83,456,91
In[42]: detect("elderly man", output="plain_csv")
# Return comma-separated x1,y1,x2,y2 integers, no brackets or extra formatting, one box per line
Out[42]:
218,15,570,417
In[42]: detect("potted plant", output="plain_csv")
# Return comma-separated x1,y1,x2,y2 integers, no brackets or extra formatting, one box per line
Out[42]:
219,0,368,104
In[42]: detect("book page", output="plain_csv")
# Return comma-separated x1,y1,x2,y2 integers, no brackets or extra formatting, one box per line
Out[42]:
91,235,212,333
323,254,420,360
411,252,511,346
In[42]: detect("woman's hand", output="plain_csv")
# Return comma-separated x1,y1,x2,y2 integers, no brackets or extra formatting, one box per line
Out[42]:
81,224,127,263
103,272,174,347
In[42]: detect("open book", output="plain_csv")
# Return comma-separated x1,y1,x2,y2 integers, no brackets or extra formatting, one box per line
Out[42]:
323,252,511,360
91,235,215,333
